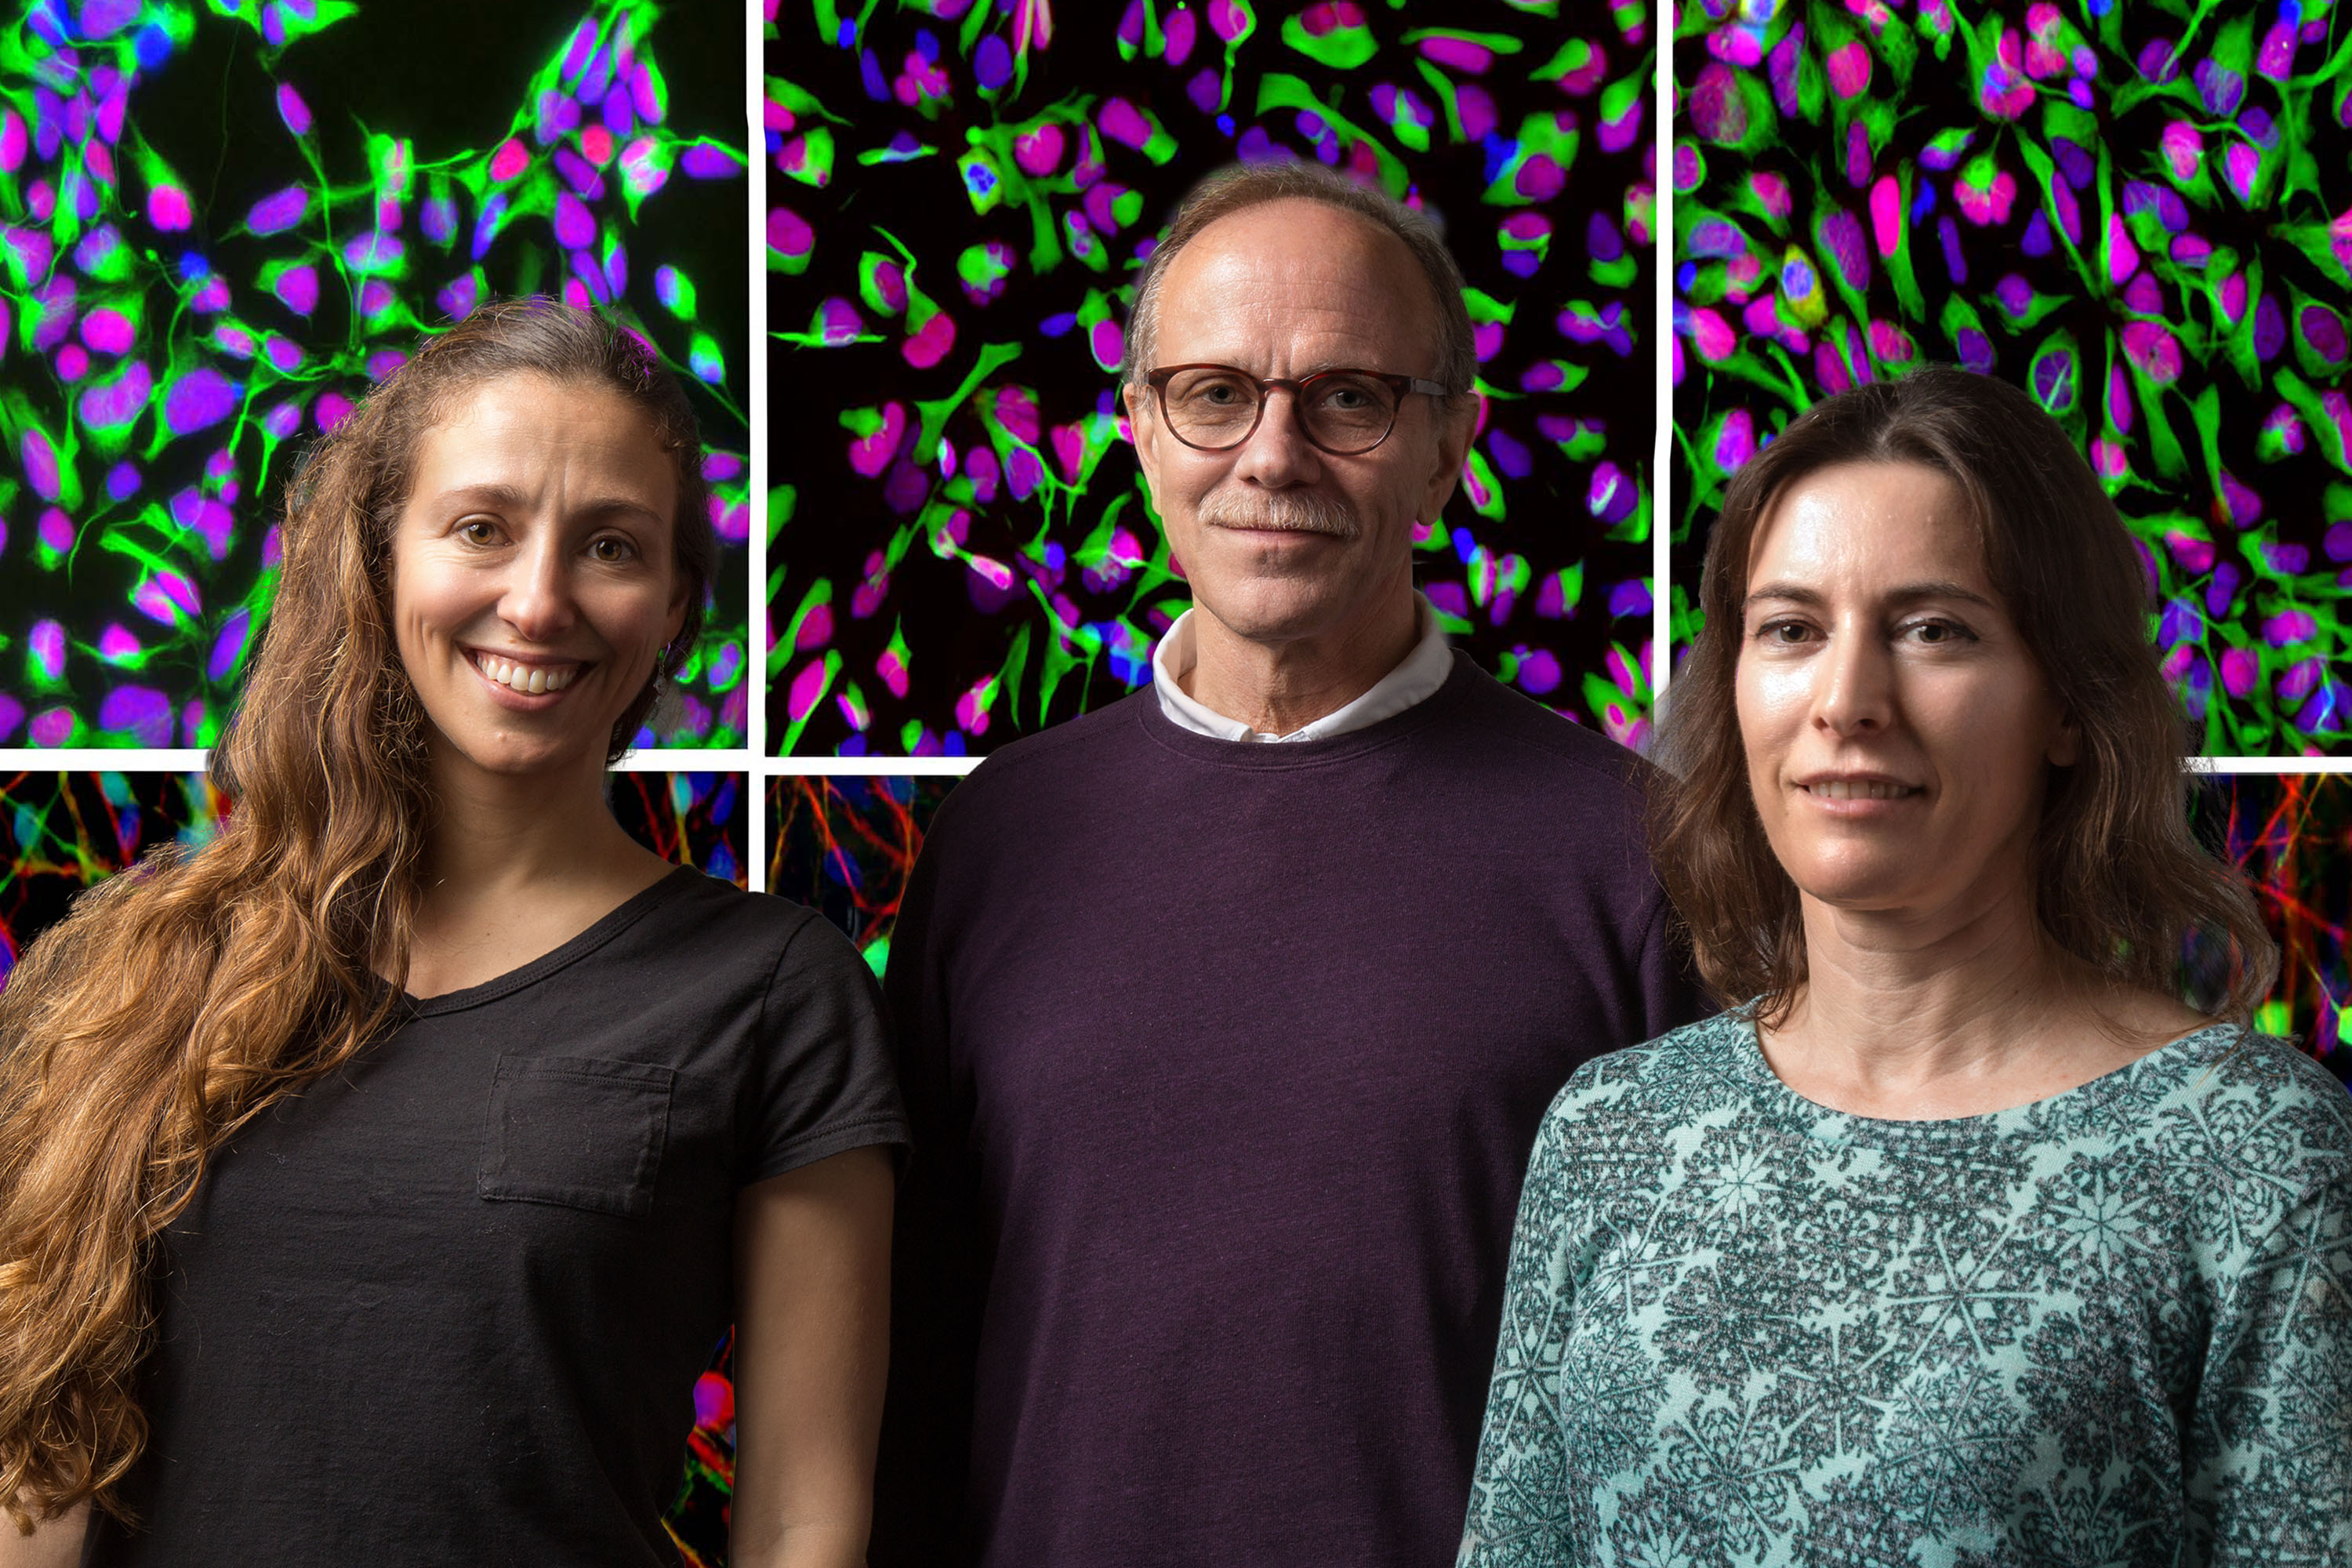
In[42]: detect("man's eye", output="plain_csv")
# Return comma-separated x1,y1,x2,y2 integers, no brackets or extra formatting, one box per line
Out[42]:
590,537,636,563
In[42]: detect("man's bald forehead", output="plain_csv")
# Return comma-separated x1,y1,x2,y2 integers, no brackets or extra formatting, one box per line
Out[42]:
1158,198,1449,343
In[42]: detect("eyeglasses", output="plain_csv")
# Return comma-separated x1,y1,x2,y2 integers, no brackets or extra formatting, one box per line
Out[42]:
1142,364,1454,456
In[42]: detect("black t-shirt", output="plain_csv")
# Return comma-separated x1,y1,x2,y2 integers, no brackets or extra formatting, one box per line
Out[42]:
87,867,908,1566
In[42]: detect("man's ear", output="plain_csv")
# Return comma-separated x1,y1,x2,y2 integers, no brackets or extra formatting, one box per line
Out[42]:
1417,394,1478,523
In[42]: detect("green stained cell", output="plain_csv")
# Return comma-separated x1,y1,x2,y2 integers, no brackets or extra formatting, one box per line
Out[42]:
1532,38,1597,83
858,251,907,318
1278,11,1373,71
836,679,869,731
1462,288,1515,326
1483,111,1579,207
639,57,670,124
956,147,1005,216
897,719,924,753
775,581,833,674
688,332,724,384
783,126,836,189
1461,448,1507,521
1253,75,1405,193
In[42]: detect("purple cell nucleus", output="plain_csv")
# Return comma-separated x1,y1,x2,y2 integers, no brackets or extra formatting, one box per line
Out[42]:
29,618,66,682
99,685,173,746
2221,648,2260,698
28,708,75,747
974,33,1013,89
767,205,813,261
2299,303,2347,365
681,143,737,179
20,426,60,501
1099,98,1153,151
79,306,133,355
98,624,143,663
277,82,311,136
248,185,308,234
148,183,192,231
274,263,319,316
77,360,151,432
554,192,596,249
164,369,239,434
343,230,404,272
2253,294,2287,361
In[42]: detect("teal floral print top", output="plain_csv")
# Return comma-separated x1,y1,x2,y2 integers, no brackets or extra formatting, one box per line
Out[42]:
1460,1013,2352,1566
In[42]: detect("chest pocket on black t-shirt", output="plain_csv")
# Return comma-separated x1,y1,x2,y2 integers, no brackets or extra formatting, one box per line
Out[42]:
477,1054,676,1218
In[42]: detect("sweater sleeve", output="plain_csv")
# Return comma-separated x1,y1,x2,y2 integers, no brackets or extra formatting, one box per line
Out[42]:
1458,1098,1584,1568
2185,1153,2352,1563
869,800,988,1568
1638,878,1713,1041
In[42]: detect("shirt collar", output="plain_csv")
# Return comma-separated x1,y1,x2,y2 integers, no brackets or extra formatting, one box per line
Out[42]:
1150,593,1452,743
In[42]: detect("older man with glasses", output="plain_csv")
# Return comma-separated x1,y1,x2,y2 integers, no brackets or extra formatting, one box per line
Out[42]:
872,162,1701,1567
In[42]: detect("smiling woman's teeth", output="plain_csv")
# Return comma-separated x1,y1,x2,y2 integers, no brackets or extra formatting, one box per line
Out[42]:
1807,780,1916,800
476,655,576,695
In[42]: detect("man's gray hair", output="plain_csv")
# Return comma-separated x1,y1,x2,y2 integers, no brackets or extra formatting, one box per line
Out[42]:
1121,162,1477,398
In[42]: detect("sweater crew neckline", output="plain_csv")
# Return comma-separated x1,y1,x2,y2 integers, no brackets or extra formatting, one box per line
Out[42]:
1133,648,1476,769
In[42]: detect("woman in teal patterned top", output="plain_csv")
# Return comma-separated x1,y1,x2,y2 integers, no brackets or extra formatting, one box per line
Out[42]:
1461,369,2352,1565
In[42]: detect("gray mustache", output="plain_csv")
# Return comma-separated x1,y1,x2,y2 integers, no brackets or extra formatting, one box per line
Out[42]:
1196,490,1362,539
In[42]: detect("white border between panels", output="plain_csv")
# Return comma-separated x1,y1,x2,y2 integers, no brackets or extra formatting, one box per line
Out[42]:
760,757,982,776
1650,27,1675,717
746,0,770,891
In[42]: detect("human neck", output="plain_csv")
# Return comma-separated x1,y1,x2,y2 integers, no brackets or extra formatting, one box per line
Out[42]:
1764,877,2143,1119
1182,573,1420,737
402,748,670,998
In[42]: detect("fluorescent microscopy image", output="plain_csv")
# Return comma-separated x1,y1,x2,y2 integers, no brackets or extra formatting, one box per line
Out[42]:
0,767,746,982
0,769,222,980
767,771,960,971
768,0,1661,756
2206,770,2352,1083
1672,0,2352,755
0,0,749,750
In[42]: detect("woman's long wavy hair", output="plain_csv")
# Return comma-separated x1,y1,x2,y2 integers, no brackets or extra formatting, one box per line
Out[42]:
0,299,714,1531
1653,366,2275,1025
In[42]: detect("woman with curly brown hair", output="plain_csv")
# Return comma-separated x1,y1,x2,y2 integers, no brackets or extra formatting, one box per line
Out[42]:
1462,368,2352,1564
0,301,904,1567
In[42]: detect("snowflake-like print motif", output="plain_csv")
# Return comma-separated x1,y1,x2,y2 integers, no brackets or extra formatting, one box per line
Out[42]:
1459,1013,2352,1566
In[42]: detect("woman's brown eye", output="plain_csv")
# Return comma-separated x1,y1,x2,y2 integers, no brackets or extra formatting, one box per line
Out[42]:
459,521,498,546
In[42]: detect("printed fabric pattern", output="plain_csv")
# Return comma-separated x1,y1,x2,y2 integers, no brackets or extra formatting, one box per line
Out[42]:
1460,1012,2352,1566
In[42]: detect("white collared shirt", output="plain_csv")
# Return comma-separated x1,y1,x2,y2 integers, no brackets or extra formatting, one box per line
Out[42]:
1149,593,1454,742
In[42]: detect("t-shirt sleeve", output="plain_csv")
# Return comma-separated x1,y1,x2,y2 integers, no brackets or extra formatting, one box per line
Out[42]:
742,909,909,1185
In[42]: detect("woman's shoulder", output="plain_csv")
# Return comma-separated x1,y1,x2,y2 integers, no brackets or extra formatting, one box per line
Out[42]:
612,869,871,985
2131,1023,2350,1116
2131,1023,2352,1163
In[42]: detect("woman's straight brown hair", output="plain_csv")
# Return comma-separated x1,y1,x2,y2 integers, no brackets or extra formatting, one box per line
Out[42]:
0,299,715,1532
1651,365,2276,1025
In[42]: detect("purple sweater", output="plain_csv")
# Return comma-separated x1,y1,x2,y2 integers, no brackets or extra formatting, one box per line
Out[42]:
874,654,1704,1566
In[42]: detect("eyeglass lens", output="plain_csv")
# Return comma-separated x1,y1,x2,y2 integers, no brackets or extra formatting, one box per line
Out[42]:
1160,368,1400,454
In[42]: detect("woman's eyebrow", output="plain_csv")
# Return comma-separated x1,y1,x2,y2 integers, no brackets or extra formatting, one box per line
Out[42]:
1743,579,1998,610
424,483,666,526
